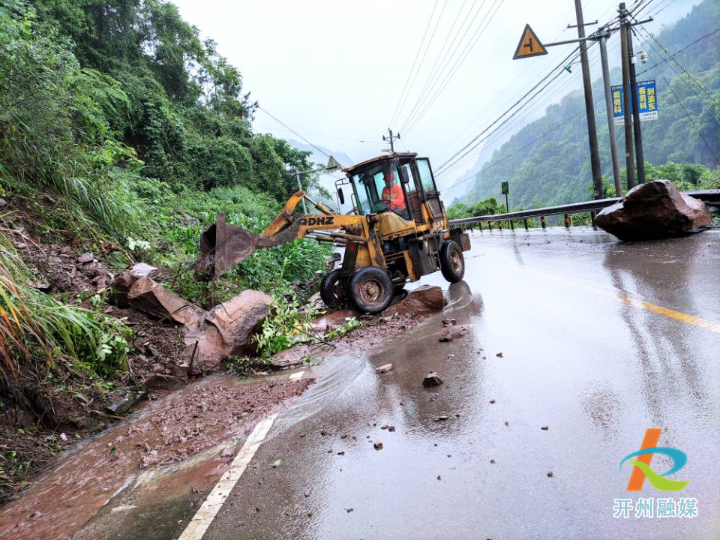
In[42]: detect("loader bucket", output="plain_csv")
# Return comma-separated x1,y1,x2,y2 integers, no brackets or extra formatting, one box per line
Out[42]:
197,213,259,279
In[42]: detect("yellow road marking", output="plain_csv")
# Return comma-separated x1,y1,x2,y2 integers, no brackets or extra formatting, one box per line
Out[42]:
519,267,720,334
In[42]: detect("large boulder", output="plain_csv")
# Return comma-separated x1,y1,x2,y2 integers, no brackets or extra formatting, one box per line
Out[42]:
595,180,712,241
184,290,273,374
127,277,207,331
383,285,446,317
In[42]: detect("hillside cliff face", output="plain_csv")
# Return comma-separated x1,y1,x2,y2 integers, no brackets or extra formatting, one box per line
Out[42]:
459,0,720,209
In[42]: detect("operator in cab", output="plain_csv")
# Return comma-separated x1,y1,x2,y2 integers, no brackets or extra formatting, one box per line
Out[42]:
381,171,406,212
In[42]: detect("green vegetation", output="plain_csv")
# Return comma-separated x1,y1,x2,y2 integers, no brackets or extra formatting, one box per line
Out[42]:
0,0,335,386
457,0,720,212
0,236,130,395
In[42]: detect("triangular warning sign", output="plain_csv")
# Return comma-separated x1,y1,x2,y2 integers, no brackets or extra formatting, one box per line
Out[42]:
513,24,548,60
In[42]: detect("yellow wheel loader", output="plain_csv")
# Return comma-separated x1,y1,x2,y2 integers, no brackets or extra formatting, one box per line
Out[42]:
198,152,470,314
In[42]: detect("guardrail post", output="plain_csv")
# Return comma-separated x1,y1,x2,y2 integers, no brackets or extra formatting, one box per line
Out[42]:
564,214,571,228
498,221,503,231
523,218,529,231
509,219,515,231
489,221,493,231
541,216,546,229
478,222,482,231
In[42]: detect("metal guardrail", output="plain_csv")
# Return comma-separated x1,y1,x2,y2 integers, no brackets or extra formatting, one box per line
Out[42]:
449,189,720,230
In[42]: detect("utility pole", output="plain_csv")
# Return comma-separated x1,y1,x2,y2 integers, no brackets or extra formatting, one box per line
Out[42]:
598,28,623,196
382,129,401,153
627,26,646,184
619,3,636,189
574,0,603,201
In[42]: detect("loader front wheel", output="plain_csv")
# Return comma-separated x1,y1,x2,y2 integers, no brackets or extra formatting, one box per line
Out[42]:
348,267,394,314
440,240,465,283
320,269,348,309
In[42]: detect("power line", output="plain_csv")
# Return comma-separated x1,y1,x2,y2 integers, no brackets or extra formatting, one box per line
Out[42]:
636,27,720,78
636,26,719,107
402,0,505,135
435,21,582,157
253,126,380,145
387,0,441,129
436,45,583,175
257,105,332,159
441,35,619,177
398,0,489,133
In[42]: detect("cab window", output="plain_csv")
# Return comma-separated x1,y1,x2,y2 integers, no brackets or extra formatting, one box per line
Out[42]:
416,158,436,193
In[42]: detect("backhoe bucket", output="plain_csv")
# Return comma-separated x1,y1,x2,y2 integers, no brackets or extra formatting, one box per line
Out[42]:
197,213,259,279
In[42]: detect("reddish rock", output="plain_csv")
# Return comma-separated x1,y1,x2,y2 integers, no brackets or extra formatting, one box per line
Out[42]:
439,324,469,342
595,180,712,241
185,290,273,374
423,372,443,387
310,308,359,334
111,263,160,306
383,285,445,317
128,277,206,331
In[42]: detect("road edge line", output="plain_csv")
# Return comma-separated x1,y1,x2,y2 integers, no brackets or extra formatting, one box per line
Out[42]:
177,413,278,540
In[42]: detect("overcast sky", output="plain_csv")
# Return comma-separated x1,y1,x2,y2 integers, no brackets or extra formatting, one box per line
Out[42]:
172,0,699,190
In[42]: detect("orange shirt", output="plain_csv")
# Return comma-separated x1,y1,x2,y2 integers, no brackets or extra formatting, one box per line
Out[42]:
381,183,406,210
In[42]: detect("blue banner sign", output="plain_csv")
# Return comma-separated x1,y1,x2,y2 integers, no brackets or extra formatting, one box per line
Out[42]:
611,80,658,126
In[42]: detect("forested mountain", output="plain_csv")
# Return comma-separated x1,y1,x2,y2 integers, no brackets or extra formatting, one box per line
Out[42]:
459,0,720,210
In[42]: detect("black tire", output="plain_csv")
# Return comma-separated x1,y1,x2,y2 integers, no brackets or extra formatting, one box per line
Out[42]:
440,240,465,283
348,267,394,314
320,269,348,309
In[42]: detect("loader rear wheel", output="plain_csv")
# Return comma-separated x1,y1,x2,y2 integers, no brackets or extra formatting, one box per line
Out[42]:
320,269,348,309
348,267,394,314
440,240,465,283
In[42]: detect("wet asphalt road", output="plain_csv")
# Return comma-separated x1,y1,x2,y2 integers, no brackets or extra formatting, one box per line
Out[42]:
98,227,720,540
195,227,720,540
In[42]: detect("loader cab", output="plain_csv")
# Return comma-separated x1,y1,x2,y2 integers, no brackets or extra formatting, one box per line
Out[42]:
340,153,443,224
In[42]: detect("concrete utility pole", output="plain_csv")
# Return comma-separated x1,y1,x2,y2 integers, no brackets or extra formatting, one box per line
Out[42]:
598,28,623,196
382,129,401,153
574,0,604,201
619,3,636,189
627,26,646,184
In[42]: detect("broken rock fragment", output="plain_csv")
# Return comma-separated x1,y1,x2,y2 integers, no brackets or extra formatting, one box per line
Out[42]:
184,290,273,374
439,324,469,342
128,277,206,331
111,263,160,307
382,285,445,317
423,372,443,387
375,363,393,374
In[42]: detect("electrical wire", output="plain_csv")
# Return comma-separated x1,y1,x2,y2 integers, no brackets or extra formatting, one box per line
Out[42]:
257,106,332,159
441,35,619,178
636,26,719,106
387,0,441,129
398,0,493,134
636,27,720,78
402,0,505,136
435,45,583,175
253,126,381,145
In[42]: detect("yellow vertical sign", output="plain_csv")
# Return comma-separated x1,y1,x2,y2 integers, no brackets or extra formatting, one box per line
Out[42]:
513,24,548,60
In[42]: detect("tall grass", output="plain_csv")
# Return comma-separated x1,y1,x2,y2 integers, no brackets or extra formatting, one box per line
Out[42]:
0,233,130,393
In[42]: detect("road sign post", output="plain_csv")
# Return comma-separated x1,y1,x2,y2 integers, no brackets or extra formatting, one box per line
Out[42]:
501,182,514,230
